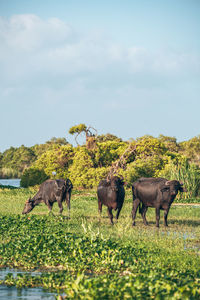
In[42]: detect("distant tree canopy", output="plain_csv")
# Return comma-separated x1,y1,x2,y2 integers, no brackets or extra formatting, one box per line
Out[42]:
0,138,69,178
96,134,122,143
179,136,200,166
69,124,97,147
1,146,36,174
1,129,200,197
46,137,69,145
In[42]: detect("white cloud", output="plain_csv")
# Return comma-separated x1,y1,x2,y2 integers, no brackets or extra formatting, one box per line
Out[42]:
0,14,73,51
0,14,199,102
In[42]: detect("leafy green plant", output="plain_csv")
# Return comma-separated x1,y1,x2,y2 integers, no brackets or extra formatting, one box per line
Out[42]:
0,187,200,298
20,168,49,187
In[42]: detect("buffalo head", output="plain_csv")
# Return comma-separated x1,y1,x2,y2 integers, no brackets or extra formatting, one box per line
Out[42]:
66,178,73,191
164,180,186,195
109,176,124,192
22,198,35,214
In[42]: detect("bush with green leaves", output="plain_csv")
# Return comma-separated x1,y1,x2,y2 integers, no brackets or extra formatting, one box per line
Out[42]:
33,144,74,179
3,132,200,193
94,141,128,167
122,155,165,186
68,147,109,188
20,168,49,187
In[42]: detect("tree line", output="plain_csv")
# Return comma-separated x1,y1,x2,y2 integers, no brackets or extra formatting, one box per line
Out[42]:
0,124,200,198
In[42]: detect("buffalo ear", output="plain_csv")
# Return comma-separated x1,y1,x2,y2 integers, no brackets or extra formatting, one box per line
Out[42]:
180,181,183,186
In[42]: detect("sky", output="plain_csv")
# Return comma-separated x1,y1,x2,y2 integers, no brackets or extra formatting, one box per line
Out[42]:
0,0,200,152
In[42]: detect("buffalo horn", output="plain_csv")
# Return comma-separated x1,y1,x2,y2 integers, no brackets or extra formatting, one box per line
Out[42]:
165,181,171,185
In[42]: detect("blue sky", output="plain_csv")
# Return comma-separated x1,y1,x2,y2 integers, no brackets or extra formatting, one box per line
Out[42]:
0,0,200,151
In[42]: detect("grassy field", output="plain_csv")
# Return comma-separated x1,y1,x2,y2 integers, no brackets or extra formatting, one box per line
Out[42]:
0,187,200,299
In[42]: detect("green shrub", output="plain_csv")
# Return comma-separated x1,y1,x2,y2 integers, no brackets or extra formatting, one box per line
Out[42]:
123,156,165,186
68,147,109,188
20,168,49,187
95,141,128,167
33,144,74,179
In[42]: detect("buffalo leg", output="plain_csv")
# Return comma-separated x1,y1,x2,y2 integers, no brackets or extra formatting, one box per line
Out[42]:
132,198,140,226
98,200,102,215
164,208,169,226
66,192,71,218
140,204,149,226
57,200,63,214
107,207,114,225
155,208,160,227
116,205,122,220
66,191,71,216
47,202,53,213
66,192,71,208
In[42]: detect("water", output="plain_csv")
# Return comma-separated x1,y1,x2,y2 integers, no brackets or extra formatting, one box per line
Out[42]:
0,286,56,300
0,268,57,300
0,179,21,188
0,268,41,281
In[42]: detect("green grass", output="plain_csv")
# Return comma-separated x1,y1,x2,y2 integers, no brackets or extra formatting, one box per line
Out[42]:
0,187,200,299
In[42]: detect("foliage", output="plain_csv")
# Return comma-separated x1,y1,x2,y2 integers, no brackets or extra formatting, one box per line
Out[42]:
158,158,200,199
69,124,87,135
20,168,49,187
1,146,36,176
180,135,200,166
95,141,128,167
158,134,179,152
123,156,165,186
68,147,108,188
0,138,70,179
2,132,200,194
0,208,200,298
96,133,122,143
46,137,69,145
32,144,74,179
119,136,171,185
135,135,167,158
0,167,20,179
69,124,98,148
31,138,69,158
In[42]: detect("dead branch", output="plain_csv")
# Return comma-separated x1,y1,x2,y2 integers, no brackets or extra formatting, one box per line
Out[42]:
107,143,137,181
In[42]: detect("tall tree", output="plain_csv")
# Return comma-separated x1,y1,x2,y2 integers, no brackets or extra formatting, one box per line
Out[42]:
68,124,97,149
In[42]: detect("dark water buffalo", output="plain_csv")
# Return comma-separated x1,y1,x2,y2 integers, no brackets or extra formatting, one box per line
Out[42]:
132,177,186,227
97,176,125,224
22,179,73,215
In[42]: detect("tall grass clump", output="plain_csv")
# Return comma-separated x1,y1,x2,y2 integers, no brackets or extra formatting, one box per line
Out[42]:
0,167,20,179
158,159,200,199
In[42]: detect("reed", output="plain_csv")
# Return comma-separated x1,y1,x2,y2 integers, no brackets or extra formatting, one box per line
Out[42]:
159,160,200,199
0,167,20,179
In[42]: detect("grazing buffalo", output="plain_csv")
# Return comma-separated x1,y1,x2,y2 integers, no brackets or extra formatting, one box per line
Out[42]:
97,176,125,224
22,179,73,215
132,177,186,227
